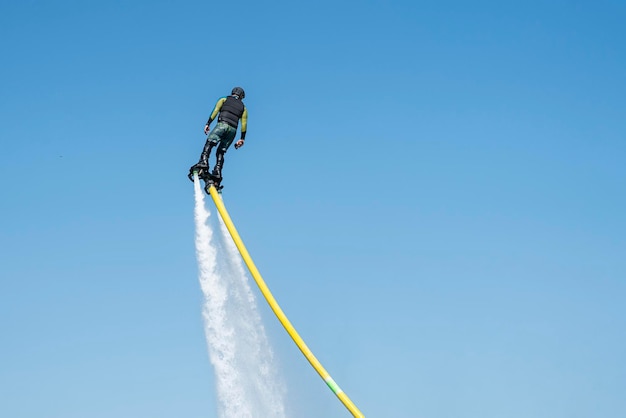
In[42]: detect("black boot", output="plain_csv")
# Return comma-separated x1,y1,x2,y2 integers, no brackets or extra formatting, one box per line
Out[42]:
203,151,224,194
196,154,209,169
188,157,207,181
212,150,224,180
188,142,214,181
197,141,215,169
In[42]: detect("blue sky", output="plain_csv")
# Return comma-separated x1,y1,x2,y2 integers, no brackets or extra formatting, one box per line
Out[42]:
1,0,625,417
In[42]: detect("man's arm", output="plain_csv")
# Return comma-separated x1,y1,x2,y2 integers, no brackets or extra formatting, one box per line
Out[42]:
204,97,227,134
234,107,248,149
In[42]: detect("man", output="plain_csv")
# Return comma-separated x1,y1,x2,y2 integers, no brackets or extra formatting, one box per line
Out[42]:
189,86,248,190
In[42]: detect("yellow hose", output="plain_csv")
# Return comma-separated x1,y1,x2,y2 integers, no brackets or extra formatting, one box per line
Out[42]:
208,185,364,417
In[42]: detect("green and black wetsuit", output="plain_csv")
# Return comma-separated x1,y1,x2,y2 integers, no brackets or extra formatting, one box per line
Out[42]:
205,96,248,150
200,95,248,179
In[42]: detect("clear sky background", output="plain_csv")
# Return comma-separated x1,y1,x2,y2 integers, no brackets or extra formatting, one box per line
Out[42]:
1,1,625,417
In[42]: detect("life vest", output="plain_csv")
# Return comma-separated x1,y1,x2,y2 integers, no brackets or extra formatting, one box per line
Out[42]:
218,96,245,128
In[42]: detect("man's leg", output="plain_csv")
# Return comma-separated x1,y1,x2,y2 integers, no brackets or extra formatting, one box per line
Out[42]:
197,140,214,168
189,125,223,181
212,149,225,179
211,126,237,180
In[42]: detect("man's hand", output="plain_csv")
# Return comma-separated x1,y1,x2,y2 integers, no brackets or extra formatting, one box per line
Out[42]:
234,139,245,149
204,124,210,135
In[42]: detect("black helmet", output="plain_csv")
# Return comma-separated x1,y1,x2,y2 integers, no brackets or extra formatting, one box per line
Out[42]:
231,87,245,99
